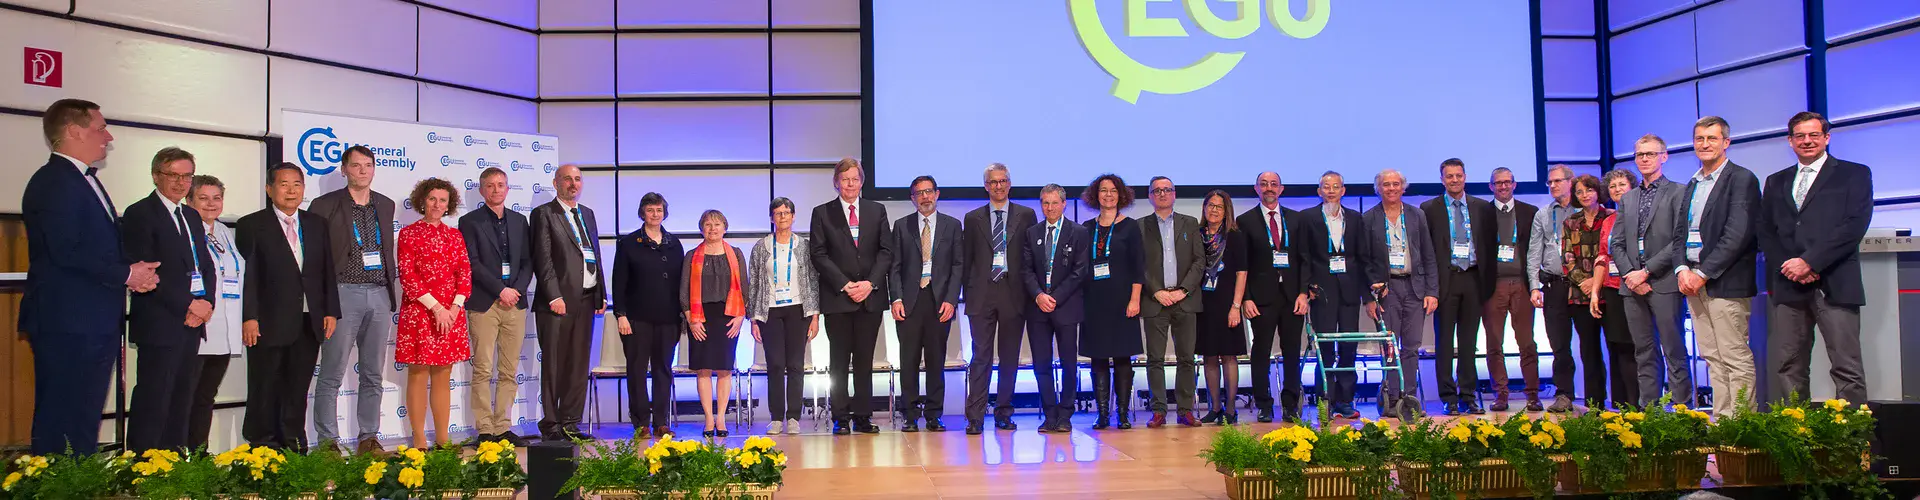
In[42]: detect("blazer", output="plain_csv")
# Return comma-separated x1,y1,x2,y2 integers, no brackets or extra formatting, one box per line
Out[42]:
747,233,821,322
236,208,342,345
1609,175,1687,295
1658,161,1761,298
612,228,687,325
1295,204,1374,306
530,200,609,314
889,211,964,315
1021,220,1091,322
122,193,219,347
1420,193,1498,301
1758,156,1874,306
1139,211,1207,316
457,206,533,312
305,188,400,305
960,202,1038,317
1363,203,1439,301
809,198,894,314
18,154,127,340
1236,206,1306,308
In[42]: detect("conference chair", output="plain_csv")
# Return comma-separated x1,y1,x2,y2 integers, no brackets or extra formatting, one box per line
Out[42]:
586,315,628,433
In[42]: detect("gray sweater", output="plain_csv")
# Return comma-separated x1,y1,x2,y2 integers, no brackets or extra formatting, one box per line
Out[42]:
748,234,821,321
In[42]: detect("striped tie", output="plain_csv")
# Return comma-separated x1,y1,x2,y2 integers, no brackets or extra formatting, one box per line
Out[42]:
991,210,1006,282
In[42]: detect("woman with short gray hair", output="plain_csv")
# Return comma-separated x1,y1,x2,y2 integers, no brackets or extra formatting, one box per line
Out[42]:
748,197,820,435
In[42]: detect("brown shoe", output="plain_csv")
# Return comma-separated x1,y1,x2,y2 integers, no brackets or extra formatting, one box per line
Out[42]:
652,425,674,438
1146,412,1168,429
1178,411,1203,427
357,437,388,456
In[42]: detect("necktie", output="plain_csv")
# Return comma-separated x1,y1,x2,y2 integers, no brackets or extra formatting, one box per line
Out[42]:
1045,225,1058,288
85,167,119,222
1637,182,1656,237
1793,166,1815,210
991,210,1007,282
848,204,860,248
1452,200,1470,269
571,207,595,276
1267,211,1281,251
282,214,303,270
919,218,932,288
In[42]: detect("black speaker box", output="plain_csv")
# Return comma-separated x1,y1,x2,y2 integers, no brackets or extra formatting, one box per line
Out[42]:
1869,400,1920,479
528,441,579,500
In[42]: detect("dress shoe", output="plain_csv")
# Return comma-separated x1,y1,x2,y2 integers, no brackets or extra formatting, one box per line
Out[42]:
855,421,881,434
1443,403,1463,416
463,434,493,448
966,421,985,435
1147,412,1168,429
995,419,1018,431
1525,399,1545,412
1199,410,1224,424
1256,408,1275,423
1092,417,1111,430
499,431,528,447
717,429,730,438
925,420,947,432
561,426,589,441
832,421,852,435
1283,408,1302,423
1463,402,1486,415
1178,411,1202,427
1547,395,1573,413
358,437,387,456
1489,400,1511,412
702,430,717,439
653,425,674,438
900,422,920,433
1224,413,1239,426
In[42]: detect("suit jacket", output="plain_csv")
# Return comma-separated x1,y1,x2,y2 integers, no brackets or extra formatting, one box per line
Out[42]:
809,198,893,314
1420,194,1498,301
1758,156,1874,306
1610,176,1687,295
531,200,608,314
458,206,534,312
305,188,400,305
1363,204,1439,300
1295,204,1374,306
1139,211,1207,316
960,202,1038,317
122,193,218,347
889,211,964,315
237,208,342,345
1660,161,1761,298
18,155,127,340
1237,206,1306,308
1021,220,1091,322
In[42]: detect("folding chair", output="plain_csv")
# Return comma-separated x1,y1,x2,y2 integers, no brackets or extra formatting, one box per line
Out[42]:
873,321,899,428
1305,286,1420,419
586,315,628,433
735,321,760,429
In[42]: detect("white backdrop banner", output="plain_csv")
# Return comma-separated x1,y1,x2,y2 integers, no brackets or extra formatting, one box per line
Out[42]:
282,109,560,444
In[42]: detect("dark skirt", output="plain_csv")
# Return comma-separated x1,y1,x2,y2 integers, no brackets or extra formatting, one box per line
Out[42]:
1080,274,1144,359
687,302,740,371
1196,284,1248,357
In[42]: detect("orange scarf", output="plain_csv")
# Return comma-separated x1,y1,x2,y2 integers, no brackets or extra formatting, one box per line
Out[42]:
687,242,745,323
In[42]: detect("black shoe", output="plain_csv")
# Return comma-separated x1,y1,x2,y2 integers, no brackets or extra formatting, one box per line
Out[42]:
901,422,920,433
926,420,947,432
832,421,852,435
966,421,984,435
1224,413,1239,425
1443,403,1463,416
1199,410,1224,424
717,429,730,438
1256,408,1275,423
1283,408,1303,423
855,421,881,434
702,430,716,439
464,434,493,448
1463,402,1486,415
995,419,1018,431
500,431,528,447
1117,414,1134,430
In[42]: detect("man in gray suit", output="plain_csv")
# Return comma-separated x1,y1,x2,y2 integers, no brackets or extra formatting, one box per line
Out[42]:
890,175,964,432
1140,176,1206,428
960,164,1037,435
530,164,609,441
1650,116,1762,417
1364,170,1437,419
1612,134,1693,409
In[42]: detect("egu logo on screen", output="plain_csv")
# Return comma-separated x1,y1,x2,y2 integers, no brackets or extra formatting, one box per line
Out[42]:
1069,0,1330,103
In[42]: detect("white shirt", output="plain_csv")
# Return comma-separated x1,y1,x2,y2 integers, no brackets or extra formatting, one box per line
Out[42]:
200,222,245,356
1494,198,1515,212
1793,153,1829,208
558,199,597,289
1262,204,1285,247
840,197,862,225
157,192,187,235
274,208,304,271
57,152,116,220
1322,203,1346,252
918,210,939,240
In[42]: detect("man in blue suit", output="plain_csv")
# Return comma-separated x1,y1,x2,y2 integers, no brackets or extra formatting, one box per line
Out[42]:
1021,184,1090,434
20,99,162,455
121,147,219,452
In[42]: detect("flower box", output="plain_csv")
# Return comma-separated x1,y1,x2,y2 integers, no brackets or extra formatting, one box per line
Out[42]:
592,483,779,500
1715,447,1790,486
453,487,521,499
1557,451,1709,493
1217,466,1365,500
1396,458,1531,500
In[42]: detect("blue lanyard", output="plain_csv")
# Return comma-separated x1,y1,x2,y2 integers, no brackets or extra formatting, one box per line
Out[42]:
351,216,381,249
1325,210,1343,254
1093,221,1114,259
1046,224,1059,265
772,235,794,285
1446,197,1470,244
1505,209,1519,245
1550,205,1562,241
177,211,201,276
211,229,239,275
1384,208,1405,249
1266,210,1288,249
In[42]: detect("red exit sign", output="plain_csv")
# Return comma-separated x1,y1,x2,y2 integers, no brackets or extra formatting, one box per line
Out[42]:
25,47,61,88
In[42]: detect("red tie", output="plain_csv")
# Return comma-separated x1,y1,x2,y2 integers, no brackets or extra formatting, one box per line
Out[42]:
848,203,860,247
1267,211,1281,248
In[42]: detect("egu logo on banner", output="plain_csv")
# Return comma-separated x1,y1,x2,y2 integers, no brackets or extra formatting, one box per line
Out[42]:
1068,0,1329,103
299,126,417,174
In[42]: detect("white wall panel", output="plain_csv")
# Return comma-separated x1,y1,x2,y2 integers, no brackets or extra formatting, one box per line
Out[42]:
771,169,838,231
0,115,47,213
1609,13,1698,94
1609,0,1695,31
1871,205,1920,231
617,102,771,164
1696,57,1806,139
87,22,267,135
577,170,621,235
772,101,860,163
418,0,538,29
419,8,539,98
1542,39,1599,98
615,34,769,96
538,103,617,166
772,33,860,95
73,0,267,49
92,126,267,217
616,170,774,234
267,57,416,135
1694,0,1804,71
541,0,615,30
0,0,66,12
419,83,539,133
773,0,858,28
1832,114,1920,198
1826,27,1920,122
1611,82,1698,158
618,0,766,28
1546,102,1602,161
1725,136,1801,180
0,8,78,112
539,35,615,97
269,0,416,76
1824,0,1920,42
1542,0,1597,35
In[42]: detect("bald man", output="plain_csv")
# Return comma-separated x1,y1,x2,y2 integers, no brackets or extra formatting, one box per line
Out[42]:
530,164,608,441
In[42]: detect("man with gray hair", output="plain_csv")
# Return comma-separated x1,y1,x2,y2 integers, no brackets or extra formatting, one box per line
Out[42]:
960,163,1037,434
1139,176,1206,427
1649,116,1760,417
1483,166,1542,412
1612,134,1693,409
1363,169,1435,419
1529,164,1580,412
1020,183,1090,433
1299,171,1371,420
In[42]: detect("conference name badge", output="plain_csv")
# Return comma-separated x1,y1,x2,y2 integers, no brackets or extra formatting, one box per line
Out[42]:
1272,250,1289,268
992,251,1007,268
1687,230,1704,250
921,260,933,280
1093,262,1111,280
1609,260,1621,276
1497,244,1517,262
220,277,241,299
189,270,207,296
1203,261,1222,290
1389,250,1407,270
582,246,598,264
1330,256,1347,274
501,263,512,280
850,226,860,241
1451,243,1470,259
362,250,383,270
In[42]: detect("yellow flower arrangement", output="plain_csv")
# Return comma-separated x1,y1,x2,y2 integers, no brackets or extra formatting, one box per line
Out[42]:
3,472,21,491
402,447,427,467
744,436,777,452
1259,425,1320,463
398,466,424,488
1447,423,1473,442
1600,411,1620,420
364,462,387,485
1781,407,1806,420
737,451,762,467
1622,411,1645,422
1825,398,1848,411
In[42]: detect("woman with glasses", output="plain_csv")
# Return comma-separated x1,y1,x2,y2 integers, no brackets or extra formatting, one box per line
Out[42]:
1079,174,1144,430
1596,169,1642,408
748,197,819,435
612,192,684,438
1195,190,1248,426
683,210,747,439
1560,174,1615,410
187,175,243,449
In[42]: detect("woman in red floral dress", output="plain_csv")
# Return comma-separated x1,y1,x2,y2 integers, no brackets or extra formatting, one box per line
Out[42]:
397,178,473,448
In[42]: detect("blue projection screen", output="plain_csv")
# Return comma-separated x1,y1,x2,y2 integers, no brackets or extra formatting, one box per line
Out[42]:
872,0,1542,188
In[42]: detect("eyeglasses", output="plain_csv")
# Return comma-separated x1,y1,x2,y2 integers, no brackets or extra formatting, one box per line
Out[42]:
1791,132,1827,141
1150,188,1176,195
984,179,1011,187
1491,180,1516,186
1547,178,1570,185
1633,151,1663,159
911,188,937,197
157,171,193,182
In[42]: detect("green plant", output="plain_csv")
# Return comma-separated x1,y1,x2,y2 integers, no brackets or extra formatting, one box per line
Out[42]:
1311,419,1401,500
1713,390,1817,484
1494,413,1566,500
2,447,138,500
725,436,788,487
1561,395,1710,493
328,452,381,500
640,436,737,499
1393,416,1500,500
368,444,467,499
132,448,230,500
462,438,529,496
1198,425,1271,474
1802,398,1888,499
561,438,647,496
214,443,293,498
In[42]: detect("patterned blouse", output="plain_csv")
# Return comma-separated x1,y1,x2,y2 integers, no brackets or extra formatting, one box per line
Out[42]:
1560,207,1615,305
747,233,822,322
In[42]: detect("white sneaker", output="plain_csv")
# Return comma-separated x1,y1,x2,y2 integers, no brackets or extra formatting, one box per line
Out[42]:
767,420,785,435
785,419,802,435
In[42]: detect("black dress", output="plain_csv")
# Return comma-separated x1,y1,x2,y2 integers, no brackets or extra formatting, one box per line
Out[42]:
1080,217,1145,359
684,249,743,371
1196,229,1248,356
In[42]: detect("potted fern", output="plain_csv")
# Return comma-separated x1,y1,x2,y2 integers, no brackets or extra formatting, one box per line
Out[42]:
1492,414,1567,500
1394,416,1527,500
460,439,528,499
1557,400,1710,494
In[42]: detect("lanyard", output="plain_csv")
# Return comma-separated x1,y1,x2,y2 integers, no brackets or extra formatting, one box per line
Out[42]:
1093,221,1114,259
772,235,795,285
1045,224,1060,265
567,209,587,248
1267,210,1288,248
1505,209,1519,245
1325,210,1343,254
1550,204,1563,241
176,210,201,276
350,215,381,249
1446,197,1470,244
210,229,240,275
1384,208,1405,249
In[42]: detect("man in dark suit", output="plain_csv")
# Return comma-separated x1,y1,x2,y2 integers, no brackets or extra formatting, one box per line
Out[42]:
1364,170,1437,420
889,175,963,432
1613,134,1694,409
1482,167,1542,411
1758,112,1874,405
1297,171,1374,420
1020,184,1091,434
1236,171,1307,422
960,163,1037,434
1140,176,1206,428
1420,158,1496,415
809,158,893,435
1652,116,1761,418
238,163,341,450
458,167,534,445
122,147,218,452
530,164,608,441
19,99,159,455
304,145,399,454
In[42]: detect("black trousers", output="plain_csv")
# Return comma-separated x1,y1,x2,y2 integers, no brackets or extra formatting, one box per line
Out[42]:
28,329,116,455
1434,268,1484,404
1541,275,1577,398
965,309,1024,423
129,340,202,452
826,309,881,422
898,289,951,421
1570,298,1610,404
1027,314,1080,422
1310,298,1360,409
190,354,231,449
758,305,810,421
1600,287,1640,407
1248,300,1306,413
243,318,321,449
619,319,679,428
536,293,596,434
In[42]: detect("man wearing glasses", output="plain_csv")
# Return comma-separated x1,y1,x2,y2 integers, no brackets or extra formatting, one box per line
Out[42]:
1648,116,1760,418
1758,112,1873,405
1298,171,1372,420
1420,158,1495,416
1612,134,1692,409
1140,176,1207,427
960,164,1037,435
1481,167,1543,412
1528,165,1580,412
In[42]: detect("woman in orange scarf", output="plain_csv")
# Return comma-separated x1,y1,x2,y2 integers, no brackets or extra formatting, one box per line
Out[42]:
682,210,747,438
